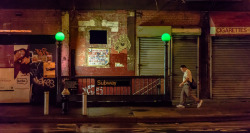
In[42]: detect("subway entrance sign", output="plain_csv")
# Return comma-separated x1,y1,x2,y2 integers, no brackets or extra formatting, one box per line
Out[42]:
95,78,131,87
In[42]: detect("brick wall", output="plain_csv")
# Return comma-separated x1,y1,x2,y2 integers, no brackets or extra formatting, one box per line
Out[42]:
0,9,69,76
74,10,135,76
73,10,201,76
136,11,200,27
0,9,61,35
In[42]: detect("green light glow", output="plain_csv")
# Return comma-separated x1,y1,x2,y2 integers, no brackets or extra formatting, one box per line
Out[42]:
161,33,171,42
55,32,65,41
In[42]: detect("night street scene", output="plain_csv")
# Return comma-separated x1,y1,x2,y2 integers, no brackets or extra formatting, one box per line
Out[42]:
0,0,250,133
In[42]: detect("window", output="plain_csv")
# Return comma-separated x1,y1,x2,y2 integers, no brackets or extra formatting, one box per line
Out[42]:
89,30,107,44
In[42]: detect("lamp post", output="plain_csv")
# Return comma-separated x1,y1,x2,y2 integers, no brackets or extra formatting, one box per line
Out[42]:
161,33,171,101
55,32,65,102
55,32,70,114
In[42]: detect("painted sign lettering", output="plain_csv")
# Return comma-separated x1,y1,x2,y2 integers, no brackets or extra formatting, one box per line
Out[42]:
95,78,131,87
211,27,250,35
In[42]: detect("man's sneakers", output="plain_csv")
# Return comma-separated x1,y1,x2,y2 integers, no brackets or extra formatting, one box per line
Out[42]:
197,100,203,108
176,104,185,108
176,100,203,108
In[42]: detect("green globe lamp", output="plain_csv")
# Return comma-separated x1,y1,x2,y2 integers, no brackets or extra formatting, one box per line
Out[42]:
55,32,65,42
161,33,171,43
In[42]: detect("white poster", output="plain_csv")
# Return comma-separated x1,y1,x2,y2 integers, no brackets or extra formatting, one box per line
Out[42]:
0,68,14,91
0,45,31,103
88,48,109,66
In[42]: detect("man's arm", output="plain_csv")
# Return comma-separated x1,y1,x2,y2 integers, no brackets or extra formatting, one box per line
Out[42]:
179,77,190,87
179,70,191,87
182,77,190,84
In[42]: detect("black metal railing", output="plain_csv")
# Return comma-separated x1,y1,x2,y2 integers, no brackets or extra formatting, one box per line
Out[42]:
62,76,164,96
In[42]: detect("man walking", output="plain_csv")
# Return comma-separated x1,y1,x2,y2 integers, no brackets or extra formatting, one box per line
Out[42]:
176,65,203,108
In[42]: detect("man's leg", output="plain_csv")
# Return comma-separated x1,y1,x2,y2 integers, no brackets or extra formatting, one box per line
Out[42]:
179,86,187,105
186,88,203,108
183,86,198,103
179,85,189,105
189,92,200,103
177,86,186,108
183,93,187,105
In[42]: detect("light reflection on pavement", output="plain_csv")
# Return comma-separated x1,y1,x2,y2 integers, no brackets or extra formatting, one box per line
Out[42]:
0,121,249,133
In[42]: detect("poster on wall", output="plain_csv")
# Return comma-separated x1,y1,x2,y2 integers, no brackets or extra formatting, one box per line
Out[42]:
0,45,31,103
88,48,109,66
0,45,14,91
43,62,55,78
14,45,31,102
29,44,56,104
0,68,14,91
0,45,14,68
0,44,56,103
29,44,56,84
14,45,30,87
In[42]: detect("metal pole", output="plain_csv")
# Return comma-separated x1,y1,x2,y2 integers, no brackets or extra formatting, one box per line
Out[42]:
164,41,172,101
56,41,62,103
44,91,49,115
164,42,168,96
82,92,87,115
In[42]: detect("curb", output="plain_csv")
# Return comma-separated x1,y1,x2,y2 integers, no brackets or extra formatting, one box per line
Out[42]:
1,114,250,123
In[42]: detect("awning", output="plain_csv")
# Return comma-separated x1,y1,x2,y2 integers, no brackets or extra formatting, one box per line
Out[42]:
210,12,250,36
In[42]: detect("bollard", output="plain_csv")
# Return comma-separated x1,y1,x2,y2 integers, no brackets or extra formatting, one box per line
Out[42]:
61,88,70,115
82,92,87,115
44,91,49,115
61,95,69,114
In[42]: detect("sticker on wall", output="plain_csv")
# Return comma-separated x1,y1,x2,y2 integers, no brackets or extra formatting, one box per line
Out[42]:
32,48,52,63
115,63,124,67
114,34,131,53
43,62,55,78
88,48,109,66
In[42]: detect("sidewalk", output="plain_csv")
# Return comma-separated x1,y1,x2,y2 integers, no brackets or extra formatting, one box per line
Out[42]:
1,100,250,123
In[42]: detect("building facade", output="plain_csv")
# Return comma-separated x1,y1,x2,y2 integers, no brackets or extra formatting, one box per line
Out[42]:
0,1,249,103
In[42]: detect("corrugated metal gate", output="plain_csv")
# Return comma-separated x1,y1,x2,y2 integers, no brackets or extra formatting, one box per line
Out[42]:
139,37,164,76
212,37,250,99
172,36,198,100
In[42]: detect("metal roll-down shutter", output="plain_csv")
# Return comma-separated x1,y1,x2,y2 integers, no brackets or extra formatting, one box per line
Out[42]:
212,37,250,99
172,36,198,100
139,37,164,76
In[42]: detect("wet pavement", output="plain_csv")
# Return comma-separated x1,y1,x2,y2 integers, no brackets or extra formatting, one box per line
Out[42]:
1,100,250,124
0,121,250,133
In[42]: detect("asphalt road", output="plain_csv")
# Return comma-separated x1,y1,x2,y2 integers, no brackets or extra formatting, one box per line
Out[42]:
0,121,250,133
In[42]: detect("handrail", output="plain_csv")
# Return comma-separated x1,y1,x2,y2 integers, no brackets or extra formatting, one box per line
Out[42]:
62,76,164,96
74,76,164,78
133,78,160,95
